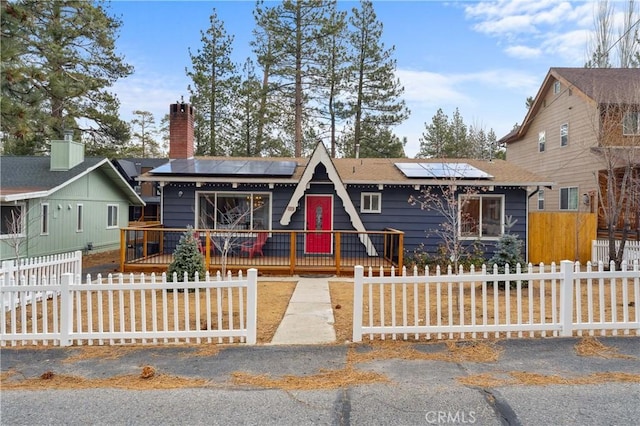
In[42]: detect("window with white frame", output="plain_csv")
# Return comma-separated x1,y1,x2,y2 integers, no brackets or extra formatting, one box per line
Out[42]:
76,204,84,232
560,123,568,146
553,81,561,94
459,195,504,239
360,193,381,213
538,190,545,210
198,192,271,230
40,203,49,235
107,204,119,228
560,187,578,210
623,111,640,135
1,203,25,238
538,131,546,152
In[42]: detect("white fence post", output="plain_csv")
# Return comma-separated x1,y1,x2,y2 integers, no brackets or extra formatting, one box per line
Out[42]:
559,260,574,337
246,268,257,345
353,265,364,343
59,273,74,347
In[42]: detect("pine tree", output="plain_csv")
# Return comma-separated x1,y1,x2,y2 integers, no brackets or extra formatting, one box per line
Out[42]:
417,108,451,158
341,0,409,158
128,110,163,158
186,9,238,156
255,0,342,157
1,0,133,155
168,226,206,282
488,217,526,289
313,2,349,158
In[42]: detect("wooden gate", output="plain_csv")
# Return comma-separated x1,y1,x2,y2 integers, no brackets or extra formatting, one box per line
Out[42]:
528,212,596,264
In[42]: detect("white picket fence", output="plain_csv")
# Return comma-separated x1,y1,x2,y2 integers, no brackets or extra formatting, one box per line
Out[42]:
1,251,82,312
1,269,258,347
592,239,640,264
353,260,640,342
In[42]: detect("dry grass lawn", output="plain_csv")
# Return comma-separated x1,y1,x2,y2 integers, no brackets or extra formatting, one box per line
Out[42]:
329,277,638,342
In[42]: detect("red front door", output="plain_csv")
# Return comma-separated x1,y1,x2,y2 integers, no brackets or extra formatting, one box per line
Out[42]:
305,195,333,254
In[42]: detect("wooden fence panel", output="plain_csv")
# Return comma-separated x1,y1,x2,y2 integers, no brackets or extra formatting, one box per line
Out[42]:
528,212,596,264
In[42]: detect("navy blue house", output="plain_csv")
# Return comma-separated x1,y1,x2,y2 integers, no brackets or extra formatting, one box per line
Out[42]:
137,103,553,267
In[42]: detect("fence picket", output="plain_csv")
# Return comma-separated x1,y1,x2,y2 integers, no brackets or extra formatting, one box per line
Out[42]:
352,259,639,342
1,264,258,347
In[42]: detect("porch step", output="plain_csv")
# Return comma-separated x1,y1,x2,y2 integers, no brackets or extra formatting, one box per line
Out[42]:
270,277,336,345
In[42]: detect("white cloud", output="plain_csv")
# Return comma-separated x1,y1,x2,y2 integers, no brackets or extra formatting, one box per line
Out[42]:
111,71,189,124
504,45,542,59
396,70,470,107
463,0,600,64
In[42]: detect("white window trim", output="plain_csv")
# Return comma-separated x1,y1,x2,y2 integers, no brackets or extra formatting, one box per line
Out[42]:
538,131,546,152
559,187,579,211
40,203,49,235
560,123,568,147
458,194,505,240
538,190,545,211
76,204,84,232
0,202,26,239
107,204,119,228
360,192,381,213
195,191,272,232
553,81,561,94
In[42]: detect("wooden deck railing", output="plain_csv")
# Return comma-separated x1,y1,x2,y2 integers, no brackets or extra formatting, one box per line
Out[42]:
120,227,404,276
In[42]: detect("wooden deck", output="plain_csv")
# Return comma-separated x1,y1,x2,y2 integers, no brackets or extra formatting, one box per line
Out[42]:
123,253,396,277
121,227,404,277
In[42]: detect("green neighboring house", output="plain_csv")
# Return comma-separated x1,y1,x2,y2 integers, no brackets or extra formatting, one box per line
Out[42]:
0,138,145,261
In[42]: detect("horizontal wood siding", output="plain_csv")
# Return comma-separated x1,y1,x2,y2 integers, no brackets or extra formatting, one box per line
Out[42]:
529,212,596,264
349,185,528,262
506,79,604,212
161,181,529,263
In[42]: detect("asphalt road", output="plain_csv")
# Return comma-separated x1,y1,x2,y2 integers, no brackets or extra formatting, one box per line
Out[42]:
1,337,639,425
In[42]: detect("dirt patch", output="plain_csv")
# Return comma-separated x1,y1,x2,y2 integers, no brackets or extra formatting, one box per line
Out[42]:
574,336,637,359
458,371,640,387
82,249,120,273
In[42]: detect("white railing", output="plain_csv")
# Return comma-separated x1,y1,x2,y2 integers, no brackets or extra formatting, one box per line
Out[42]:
1,269,258,347
353,260,640,342
1,251,82,311
592,239,640,264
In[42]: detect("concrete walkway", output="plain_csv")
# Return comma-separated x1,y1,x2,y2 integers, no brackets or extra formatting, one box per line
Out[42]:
270,276,336,345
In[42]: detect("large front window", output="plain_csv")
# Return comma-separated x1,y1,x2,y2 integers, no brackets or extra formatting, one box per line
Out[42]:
459,195,503,239
198,192,271,230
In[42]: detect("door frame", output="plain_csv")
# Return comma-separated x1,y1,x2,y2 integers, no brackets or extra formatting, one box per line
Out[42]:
304,194,334,255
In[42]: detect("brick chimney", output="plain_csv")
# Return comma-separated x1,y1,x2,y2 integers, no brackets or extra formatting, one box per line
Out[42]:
169,102,195,159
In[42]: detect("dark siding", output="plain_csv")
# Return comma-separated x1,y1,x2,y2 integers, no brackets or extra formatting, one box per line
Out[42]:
162,178,529,262
347,184,529,261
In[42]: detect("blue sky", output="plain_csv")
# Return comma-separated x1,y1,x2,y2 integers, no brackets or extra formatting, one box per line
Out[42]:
108,0,612,157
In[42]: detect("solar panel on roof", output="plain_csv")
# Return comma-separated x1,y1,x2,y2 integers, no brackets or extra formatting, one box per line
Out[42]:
395,162,493,179
150,159,297,177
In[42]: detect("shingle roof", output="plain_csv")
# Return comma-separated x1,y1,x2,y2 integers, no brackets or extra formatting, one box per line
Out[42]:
141,153,552,187
1,156,104,194
551,67,640,104
0,156,144,205
500,67,640,144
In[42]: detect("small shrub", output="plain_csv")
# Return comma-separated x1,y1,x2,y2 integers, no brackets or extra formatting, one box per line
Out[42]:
168,226,206,283
488,233,526,289
404,244,430,269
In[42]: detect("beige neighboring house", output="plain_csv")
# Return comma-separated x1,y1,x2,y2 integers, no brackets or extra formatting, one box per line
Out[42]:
500,67,640,240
